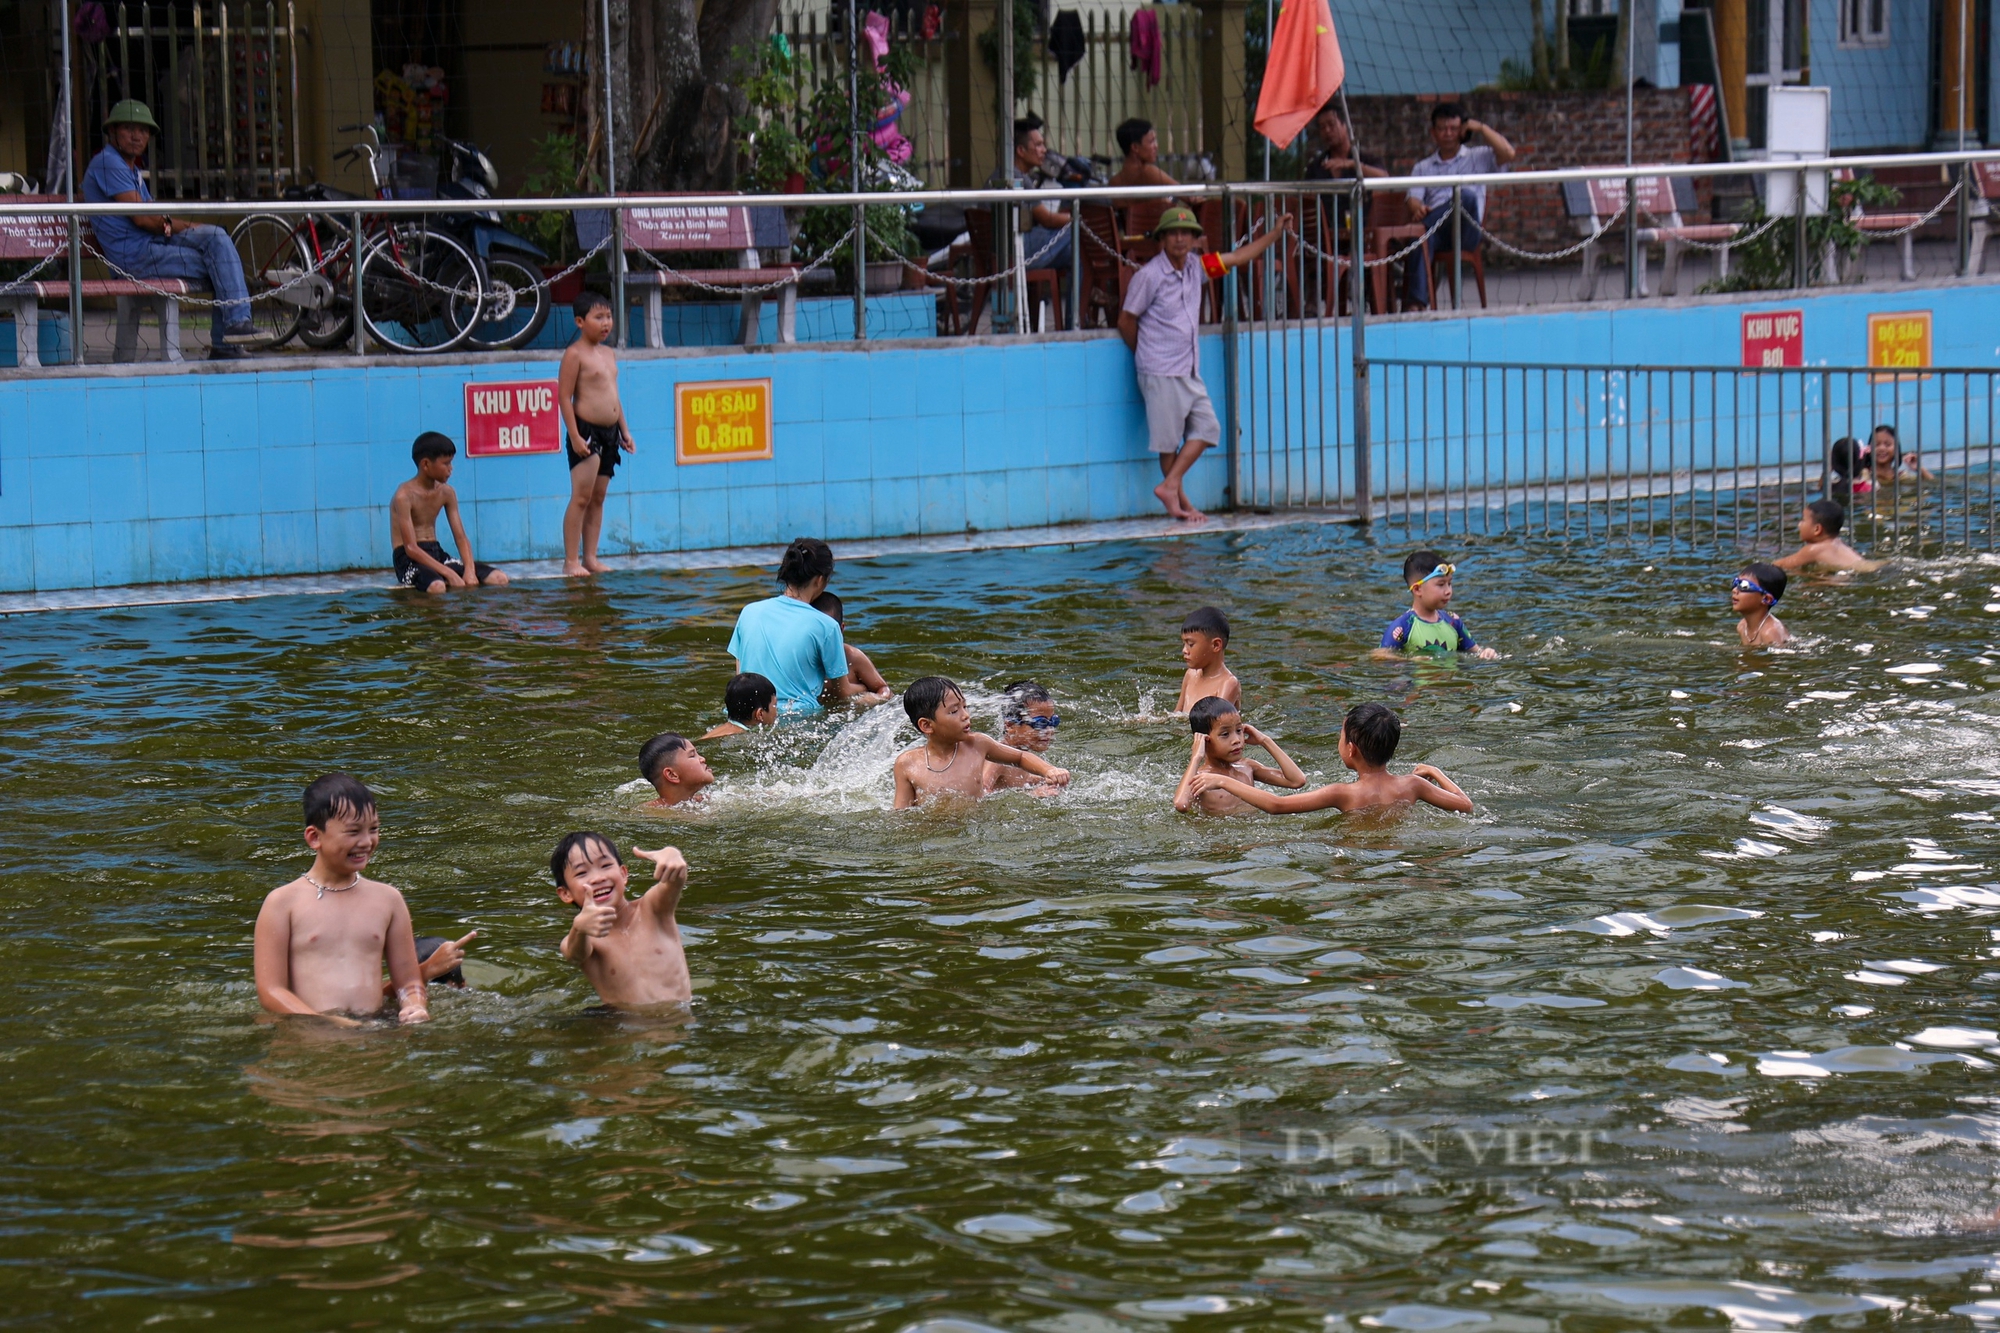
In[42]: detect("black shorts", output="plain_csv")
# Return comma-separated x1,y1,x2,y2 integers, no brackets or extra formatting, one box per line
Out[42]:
570,417,623,480
394,540,499,592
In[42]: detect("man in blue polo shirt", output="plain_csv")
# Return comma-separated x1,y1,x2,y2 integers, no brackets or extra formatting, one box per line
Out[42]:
727,538,893,712
82,100,257,359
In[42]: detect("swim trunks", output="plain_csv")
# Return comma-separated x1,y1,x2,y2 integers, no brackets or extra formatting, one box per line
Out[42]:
1381,609,1476,654
394,540,499,592
570,417,624,479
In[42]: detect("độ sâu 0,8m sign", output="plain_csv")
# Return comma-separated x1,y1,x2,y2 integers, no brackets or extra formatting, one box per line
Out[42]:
675,378,773,465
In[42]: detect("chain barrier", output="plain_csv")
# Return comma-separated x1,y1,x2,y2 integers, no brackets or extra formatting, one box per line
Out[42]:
1849,177,1962,239
897,225,1073,289
629,225,855,296
1630,208,1783,252
1479,206,1628,262
1080,222,1143,271
0,249,67,294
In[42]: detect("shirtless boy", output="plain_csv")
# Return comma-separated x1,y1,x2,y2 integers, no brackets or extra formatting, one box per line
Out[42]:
1775,499,1880,573
253,773,428,1025
986,680,1061,792
701,672,780,741
389,432,509,593
639,732,715,808
1174,606,1241,712
1189,702,1473,816
894,676,1070,808
556,290,636,577
552,833,692,1009
1173,695,1307,813
1732,562,1790,647
811,591,891,696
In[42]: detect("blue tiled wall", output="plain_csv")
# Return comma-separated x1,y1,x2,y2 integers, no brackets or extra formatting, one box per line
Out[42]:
0,333,1228,593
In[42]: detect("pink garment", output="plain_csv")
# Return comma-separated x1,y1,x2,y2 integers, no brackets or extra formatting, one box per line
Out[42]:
1129,9,1161,87
862,10,914,163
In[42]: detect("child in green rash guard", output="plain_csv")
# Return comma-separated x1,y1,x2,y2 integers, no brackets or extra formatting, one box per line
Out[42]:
1376,550,1499,660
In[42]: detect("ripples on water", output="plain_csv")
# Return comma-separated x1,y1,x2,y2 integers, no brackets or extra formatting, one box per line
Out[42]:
8,523,2000,1328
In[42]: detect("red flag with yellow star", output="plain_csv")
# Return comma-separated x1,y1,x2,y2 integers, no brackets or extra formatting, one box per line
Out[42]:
1254,0,1345,150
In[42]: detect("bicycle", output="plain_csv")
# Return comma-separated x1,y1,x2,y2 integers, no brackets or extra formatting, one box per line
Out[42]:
231,126,483,354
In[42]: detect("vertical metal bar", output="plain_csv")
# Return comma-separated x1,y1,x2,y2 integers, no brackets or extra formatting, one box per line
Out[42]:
1560,368,1571,542
288,2,300,191
1960,163,1975,276
600,0,625,347
193,2,210,197
1792,166,1808,290
167,6,182,193
62,0,82,364
1352,180,1371,522
1987,371,1995,550
1624,175,1637,300
850,0,866,341
1541,367,1551,537
1223,184,1239,508
1067,204,1081,332
1481,362,1491,534
1450,183,1462,311
1500,366,1510,534
218,3,234,195
351,209,365,355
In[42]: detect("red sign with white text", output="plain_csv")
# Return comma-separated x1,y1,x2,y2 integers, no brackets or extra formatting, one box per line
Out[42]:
1741,309,1803,367
463,380,562,457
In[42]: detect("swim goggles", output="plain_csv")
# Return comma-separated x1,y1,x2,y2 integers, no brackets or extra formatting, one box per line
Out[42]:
1410,562,1455,591
1730,575,1774,604
1011,714,1060,730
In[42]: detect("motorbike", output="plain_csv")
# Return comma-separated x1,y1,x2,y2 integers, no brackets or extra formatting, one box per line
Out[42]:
428,136,552,351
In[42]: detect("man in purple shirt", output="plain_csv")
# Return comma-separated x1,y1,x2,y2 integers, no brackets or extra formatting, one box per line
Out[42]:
82,100,257,359
1117,206,1292,521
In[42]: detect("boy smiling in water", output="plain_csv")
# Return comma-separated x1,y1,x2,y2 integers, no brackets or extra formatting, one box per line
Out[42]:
253,773,428,1025
1173,695,1307,813
553,833,693,1009
894,676,1070,807
1377,550,1499,659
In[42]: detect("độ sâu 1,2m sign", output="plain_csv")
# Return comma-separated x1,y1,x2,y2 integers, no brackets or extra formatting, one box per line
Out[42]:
675,378,773,464
463,380,562,456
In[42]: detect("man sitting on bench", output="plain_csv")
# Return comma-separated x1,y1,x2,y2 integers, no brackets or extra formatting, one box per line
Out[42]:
83,100,258,360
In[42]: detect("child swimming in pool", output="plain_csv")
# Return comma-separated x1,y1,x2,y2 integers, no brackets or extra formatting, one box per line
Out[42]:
987,680,1063,793
638,732,714,808
1732,562,1790,647
811,591,891,698
253,773,429,1025
894,676,1070,808
1174,606,1241,712
701,672,780,741
1775,499,1880,573
1188,703,1472,816
1377,551,1499,660
1173,695,1307,814
553,833,693,1009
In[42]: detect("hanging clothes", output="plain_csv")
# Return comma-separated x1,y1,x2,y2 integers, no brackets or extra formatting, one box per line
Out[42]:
1128,9,1161,88
1048,10,1086,83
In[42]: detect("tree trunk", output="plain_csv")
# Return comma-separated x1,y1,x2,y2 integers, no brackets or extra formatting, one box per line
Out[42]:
626,0,781,190
1531,0,1549,83
1610,0,1631,87
1555,0,1570,75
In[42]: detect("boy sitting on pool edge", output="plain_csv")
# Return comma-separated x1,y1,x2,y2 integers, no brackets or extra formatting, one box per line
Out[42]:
552,833,693,1009
253,773,429,1025
894,676,1069,807
1377,551,1498,660
1189,703,1472,816
389,432,509,593
1173,695,1307,814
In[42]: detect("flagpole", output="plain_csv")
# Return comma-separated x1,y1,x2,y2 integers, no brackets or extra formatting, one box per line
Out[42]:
1264,0,1274,180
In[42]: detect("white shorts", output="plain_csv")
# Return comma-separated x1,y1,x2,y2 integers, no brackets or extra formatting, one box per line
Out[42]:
1137,373,1221,455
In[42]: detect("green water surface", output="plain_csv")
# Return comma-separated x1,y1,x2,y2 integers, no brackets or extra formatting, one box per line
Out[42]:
6,523,2000,1330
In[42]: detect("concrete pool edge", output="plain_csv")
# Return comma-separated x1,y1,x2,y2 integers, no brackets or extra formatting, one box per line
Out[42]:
0,508,1358,616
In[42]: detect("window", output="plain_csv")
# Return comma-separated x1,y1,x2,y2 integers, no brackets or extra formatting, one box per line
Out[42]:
1840,0,1889,46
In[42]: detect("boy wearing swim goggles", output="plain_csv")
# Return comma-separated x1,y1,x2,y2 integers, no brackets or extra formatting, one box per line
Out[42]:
1377,550,1499,660
988,680,1063,793
1731,563,1790,647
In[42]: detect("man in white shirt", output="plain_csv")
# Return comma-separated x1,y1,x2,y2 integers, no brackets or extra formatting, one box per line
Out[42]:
1403,102,1516,308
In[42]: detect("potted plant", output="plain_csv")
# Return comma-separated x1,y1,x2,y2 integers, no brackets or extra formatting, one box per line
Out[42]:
518,130,601,302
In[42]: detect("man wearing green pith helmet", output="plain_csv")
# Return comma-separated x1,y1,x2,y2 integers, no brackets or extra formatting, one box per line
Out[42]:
1117,204,1292,521
82,99,258,359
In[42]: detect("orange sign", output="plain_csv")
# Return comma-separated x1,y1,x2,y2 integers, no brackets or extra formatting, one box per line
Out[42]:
1868,310,1932,381
675,378,773,465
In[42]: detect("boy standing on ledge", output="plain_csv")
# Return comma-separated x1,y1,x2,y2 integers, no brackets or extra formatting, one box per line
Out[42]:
390,432,509,593
558,290,636,577
1119,206,1292,522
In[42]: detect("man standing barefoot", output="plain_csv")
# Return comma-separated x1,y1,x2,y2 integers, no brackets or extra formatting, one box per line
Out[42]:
1118,206,1292,521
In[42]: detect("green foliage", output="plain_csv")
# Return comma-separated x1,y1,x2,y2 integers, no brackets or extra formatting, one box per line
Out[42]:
735,31,918,273
1699,173,1902,292
517,132,601,263
977,0,1040,103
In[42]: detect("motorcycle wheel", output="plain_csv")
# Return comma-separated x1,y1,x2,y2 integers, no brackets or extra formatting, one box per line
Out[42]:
466,253,552,351
227,214,307,349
